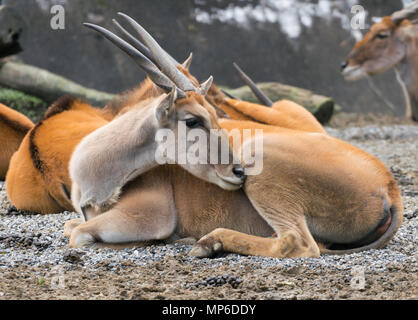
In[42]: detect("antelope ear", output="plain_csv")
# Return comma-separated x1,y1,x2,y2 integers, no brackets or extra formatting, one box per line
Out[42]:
156,86,177,123
181,52,193,70
199,76,213,96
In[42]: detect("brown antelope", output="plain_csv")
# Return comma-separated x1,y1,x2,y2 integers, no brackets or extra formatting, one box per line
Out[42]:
4,14,323,214
342,2,418,120
0,103,33,179
61,14,403,258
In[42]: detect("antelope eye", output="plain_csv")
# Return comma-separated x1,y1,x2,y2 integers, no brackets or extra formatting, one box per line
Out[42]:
376,33,389,39
185,117,203,128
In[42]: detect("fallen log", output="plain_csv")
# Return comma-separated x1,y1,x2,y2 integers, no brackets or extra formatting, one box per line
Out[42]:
221,82,336,124
0,60,335,123
0,60,115,106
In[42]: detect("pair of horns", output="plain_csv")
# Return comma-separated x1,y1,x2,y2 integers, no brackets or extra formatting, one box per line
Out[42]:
84,13,212,98
391,1,418,24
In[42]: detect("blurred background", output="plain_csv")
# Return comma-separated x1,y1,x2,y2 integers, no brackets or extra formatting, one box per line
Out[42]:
0,0,412,117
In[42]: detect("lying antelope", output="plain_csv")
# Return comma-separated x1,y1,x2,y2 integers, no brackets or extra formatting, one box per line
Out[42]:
61,14,403,258
0,103,33,179
4,17,322,214
342,1,418,120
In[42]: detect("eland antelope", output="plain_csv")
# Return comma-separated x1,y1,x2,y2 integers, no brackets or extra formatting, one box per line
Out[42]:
4,14,323,214
63,14,403,258
2,14,403,257
342,2,418,120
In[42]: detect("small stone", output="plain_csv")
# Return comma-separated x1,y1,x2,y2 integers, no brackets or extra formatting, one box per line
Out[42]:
63,251,84,264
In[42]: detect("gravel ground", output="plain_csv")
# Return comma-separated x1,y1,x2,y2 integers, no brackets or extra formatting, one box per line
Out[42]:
0,119,416,300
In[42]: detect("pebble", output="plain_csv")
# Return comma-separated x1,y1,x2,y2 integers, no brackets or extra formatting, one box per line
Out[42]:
189,274,243,289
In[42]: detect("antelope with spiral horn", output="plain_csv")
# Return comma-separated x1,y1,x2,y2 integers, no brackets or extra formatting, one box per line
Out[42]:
2,13,404,258
65,14,403,258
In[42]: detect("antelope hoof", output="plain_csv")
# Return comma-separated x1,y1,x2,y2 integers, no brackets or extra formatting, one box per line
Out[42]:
63,218,83,237
189,236,223,258
69,228,95,248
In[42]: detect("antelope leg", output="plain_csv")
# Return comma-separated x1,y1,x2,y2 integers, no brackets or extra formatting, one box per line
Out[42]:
69,192,176,248
190,217,320,259
190,203,320,259
226,99,284,126
225,98,324,133
271,100,326,132
63,218,83,237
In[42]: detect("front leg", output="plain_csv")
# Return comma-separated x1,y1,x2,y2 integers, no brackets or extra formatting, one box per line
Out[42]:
63,218,83,237
190,174,321,259
190,227,320,258
191,139,321,259
69,190,176,248
225,99,284,126
225,98,325,133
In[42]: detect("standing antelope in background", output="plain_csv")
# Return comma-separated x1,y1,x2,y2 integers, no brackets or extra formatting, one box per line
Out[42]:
62,14,403,258
342,1,418,120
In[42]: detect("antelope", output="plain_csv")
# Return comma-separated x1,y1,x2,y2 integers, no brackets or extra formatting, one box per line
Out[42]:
62,14,402,258
4,15,323,214
341,1,418,120
0,103,33,179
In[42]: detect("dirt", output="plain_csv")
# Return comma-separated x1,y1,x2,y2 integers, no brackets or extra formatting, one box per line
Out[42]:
328,112,416,128
0,255,416,300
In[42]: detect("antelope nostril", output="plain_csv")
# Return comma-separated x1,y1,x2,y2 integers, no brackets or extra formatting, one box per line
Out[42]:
341,61,348,71
232,165,246,180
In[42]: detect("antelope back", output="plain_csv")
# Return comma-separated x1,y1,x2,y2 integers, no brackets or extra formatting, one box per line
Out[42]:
0,103,33,179
6,96,108,213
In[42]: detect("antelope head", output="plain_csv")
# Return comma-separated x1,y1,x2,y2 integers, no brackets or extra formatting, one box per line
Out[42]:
341,2,418,81
69,13,245,213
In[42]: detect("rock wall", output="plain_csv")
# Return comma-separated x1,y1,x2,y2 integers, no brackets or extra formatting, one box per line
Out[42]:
2,0,407,115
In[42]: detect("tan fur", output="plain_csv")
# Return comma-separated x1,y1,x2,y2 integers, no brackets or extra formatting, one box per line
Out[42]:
6,98,108,213
3,73,402,257
64,80,402,257
0,104,33,179
192,131,403,258
69,88,244,217
66,115,403,257
5,79,165,213
220,98,326,133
